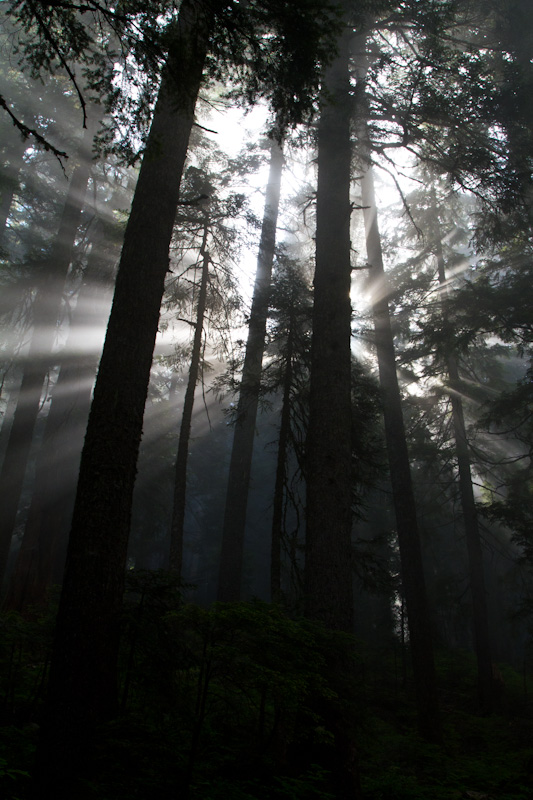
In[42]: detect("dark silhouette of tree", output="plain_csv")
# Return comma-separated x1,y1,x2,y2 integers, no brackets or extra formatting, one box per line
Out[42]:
355,37,441,741
32,4,215,793
32,2,341,793
168,161,244,578
359,158,441,742
5,213,120,610
304,10,364,799
268,260,311,604
0,133,27,244
0,112,99,590
169,216,210,577
304,18,354,635
427,190,494,714
218,134,284,602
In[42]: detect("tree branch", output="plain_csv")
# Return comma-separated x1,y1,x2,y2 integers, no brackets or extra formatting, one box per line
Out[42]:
0,93,68,166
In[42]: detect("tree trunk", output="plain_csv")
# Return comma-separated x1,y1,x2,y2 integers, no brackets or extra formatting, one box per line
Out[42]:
0,366,22,468
0,137,27,242
169,218,210,576
350,32,441,740
270,311,294,603
493,0,533,223
304,21,363,800
5,216,117,610
32,3,213,795
304,24,354,635
359,146,441,743
0,116,98,590
0,171,17,242
433,217,494,714
217,136,284,601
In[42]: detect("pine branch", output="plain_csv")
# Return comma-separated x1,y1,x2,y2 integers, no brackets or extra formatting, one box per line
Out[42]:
0,93,68,166
26,0,88,127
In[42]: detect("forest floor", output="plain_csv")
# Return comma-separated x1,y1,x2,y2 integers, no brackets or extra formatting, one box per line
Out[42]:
0,590,532,799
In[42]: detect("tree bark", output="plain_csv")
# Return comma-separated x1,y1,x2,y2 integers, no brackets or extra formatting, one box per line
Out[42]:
169,218,210,576
0,367,22,468
0,136,27,242
304,22,364,799
350,32,441,740
304,24,354,635
270,309,294,603
32,2,213,795
433,213,494,714
217,136,284,601
359,148,441,743
0,115,98,590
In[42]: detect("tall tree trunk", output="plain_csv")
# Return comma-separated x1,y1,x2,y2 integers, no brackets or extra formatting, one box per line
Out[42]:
32,3,213,795
270,311,294,603
304,25,354,635
0,366,22,467
5,216,117,610
0,137,27,242
0,170,17,242
352,33,441,741
0,116,98,590
433,212,494,714
359,144,441,743
169,219,210,577
304,21,363,800
217,136,284,601
493,0,533,226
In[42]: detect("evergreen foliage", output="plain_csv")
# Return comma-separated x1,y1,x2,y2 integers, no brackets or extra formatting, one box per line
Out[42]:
1,588,532,799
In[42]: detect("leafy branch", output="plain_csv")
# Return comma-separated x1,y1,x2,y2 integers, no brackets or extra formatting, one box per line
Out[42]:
0,93,68,166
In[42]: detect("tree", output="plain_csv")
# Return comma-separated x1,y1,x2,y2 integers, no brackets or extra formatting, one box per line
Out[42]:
422,191,533,656
304,12,354,635
428,188,494,714
1,0,164,159
169,215,210,577
355,37,441,741
0,131,27,244
169,174,243,577
0,111,99,590
32,1,341,793
267,256,312,604
5,210,121,610
303,9,365,800
359,162,441,742
218,133,284,602
476,0,533,238
31,4,215,793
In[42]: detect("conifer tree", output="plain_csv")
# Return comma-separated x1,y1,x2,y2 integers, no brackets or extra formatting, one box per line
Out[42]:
304,14,354,635
168,175,243,578
32,2,341,793
6,212,120,610
218,134,284,601
359,159,441,742
225,250,314,603
0,112,99,590
33,4,215,790
0,134,27,244
427,189,494,714
304,9,364,799
169,215,210,577
355,39,441,741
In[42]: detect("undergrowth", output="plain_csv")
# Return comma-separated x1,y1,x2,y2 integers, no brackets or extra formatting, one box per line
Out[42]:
0,571,531,799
